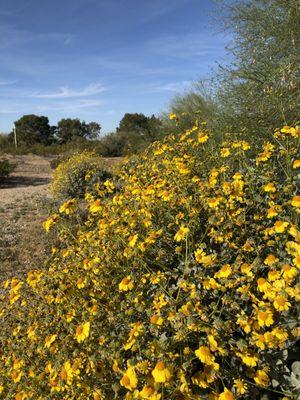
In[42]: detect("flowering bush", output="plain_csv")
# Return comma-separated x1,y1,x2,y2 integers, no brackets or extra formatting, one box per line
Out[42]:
0,120,299,400
50,151,113,199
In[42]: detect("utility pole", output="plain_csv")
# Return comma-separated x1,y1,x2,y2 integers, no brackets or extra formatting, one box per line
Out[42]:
13,123,18,150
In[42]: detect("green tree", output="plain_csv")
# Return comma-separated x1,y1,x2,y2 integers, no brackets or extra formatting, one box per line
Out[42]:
14,114,53,145
162,84,216,133
117,113,162,140
214,0,300,136
100,113,163,156
56,119,101,143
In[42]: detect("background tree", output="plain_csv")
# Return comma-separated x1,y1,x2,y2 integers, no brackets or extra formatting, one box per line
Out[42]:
162,83,216,133
100,113,163,156
56,119,101,143
14,115,53,145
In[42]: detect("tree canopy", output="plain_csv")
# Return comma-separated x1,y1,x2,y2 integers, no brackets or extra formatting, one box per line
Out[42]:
213,0,300,135
56,119,101,144
14,114,53,145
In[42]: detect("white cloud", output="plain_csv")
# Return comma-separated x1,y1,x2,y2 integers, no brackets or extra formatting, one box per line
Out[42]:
36,99,103,112
148,32,229,59
32,83,106,99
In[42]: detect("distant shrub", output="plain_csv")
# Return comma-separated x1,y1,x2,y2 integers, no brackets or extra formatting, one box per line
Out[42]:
50,151,113,199
0,159,16,182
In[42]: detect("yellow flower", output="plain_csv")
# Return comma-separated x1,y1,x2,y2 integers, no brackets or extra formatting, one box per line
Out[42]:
89,199,102,213
10,369,23,383
15,392,27,400
198,131,209,143
75,321,90,343
119,276,134,291
43,215,58,232
139,385,161,399
267,205,281,218
291,196,300,208
282,264,298,280
27,326,37,341
128,234,138,247
195,346,214,365
238,352,258,367
59,198,77,215
257,310,274,327
194,248,215,266
215,264,232,279
169,112,177,120
150,314,164,326
264,254,278,266
151,361,172,383
233,379,247,395
60,360,73,384
292,159,300,169
174,225,189,242
264,182,276,193
273,220,289,233
45,334,57,349
219,388,235,400
120,366,138,391
220,148,230,157
254,370,269,387
207,197,221,208
273,295,291,311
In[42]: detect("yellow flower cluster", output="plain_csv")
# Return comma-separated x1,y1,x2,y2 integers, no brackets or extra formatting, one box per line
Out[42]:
0,121,299,399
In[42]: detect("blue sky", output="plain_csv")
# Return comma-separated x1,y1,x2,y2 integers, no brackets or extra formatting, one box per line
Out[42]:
0,0,230,134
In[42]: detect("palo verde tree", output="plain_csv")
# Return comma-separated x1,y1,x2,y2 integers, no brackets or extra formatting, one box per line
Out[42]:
213,0,300,136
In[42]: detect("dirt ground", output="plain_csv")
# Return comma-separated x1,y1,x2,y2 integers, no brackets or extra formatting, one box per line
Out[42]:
0,154,52,205
0,154,122,280
0,155,55,280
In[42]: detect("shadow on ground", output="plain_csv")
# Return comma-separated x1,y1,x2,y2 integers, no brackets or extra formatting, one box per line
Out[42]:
0,176,50,189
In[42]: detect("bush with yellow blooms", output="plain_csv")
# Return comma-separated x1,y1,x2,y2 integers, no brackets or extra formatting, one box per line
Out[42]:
50,151,113,199
0,118,299,400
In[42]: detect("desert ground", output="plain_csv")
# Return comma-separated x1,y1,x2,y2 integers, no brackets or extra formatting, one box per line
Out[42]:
0,155,55,280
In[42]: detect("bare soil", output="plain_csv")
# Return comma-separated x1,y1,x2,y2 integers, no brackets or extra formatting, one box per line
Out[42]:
0,155,55,280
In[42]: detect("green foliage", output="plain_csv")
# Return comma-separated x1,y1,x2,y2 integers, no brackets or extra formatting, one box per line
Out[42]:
0,159,16,182
213,0,300,136
162,84,216,133
50,151,113,199
100,113,163,156
14,115,54,146
56,119,101,144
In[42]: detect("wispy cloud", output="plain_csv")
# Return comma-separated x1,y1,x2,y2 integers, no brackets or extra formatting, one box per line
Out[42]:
37,99,103,112
32,83,106,99
0,98,103,116
0,79,17,85
0,23,75,49
152,80,193,92
148,32,228,59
